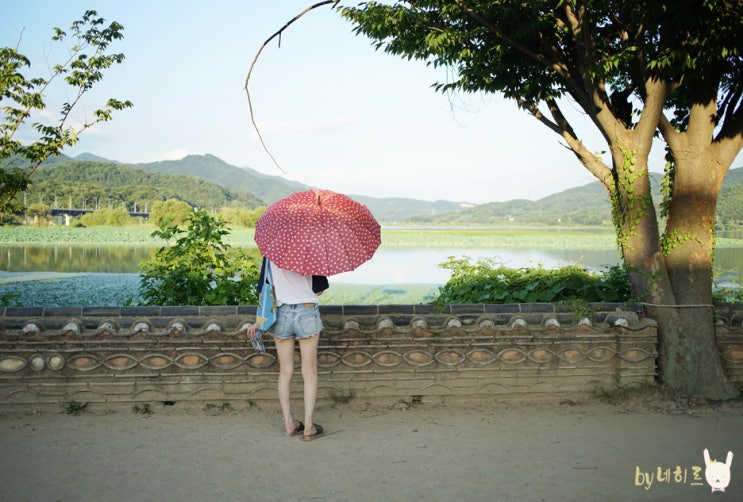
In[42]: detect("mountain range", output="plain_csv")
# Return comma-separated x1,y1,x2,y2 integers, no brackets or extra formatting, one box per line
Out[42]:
70,153,470,222
35,153,743,225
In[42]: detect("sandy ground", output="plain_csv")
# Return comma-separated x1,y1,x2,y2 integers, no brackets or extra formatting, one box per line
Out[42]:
1,393,741,502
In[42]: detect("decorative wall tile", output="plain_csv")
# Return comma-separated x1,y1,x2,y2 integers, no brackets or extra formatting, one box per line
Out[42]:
0,303,737,409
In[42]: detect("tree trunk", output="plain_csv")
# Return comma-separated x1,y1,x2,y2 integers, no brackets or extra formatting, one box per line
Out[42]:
608,135,673,305
650,306,735,400
656,153,738,400
609,138,738,401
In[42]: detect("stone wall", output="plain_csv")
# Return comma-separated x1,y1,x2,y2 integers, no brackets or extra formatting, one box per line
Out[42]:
0,303,741,411
715,304,743,387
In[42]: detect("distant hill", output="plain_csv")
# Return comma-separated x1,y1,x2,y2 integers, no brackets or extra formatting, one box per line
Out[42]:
723,166,743,185
134,154,306,205
122,154,468,222
349,195,470,223
25,153,741,225
73,153,120,164
29,160,263,210
409,168,743,226
407,181,614,225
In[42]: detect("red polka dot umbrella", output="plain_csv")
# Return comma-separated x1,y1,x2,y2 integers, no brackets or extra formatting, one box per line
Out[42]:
254,189,381,276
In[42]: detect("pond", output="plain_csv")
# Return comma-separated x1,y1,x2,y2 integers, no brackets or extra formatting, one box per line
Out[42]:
0,246,617,281
1,245,741,284
1,229,742,305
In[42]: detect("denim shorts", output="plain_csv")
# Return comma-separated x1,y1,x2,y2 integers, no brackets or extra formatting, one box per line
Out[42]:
270,303,323,340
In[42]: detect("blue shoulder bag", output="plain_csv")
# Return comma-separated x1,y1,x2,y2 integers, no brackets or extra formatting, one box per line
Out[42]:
255,259,277,331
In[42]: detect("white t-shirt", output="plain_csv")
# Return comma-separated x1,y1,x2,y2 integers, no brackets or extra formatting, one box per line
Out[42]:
268,262,319,306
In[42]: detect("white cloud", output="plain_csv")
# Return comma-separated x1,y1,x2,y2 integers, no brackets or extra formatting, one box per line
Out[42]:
150,149,189,162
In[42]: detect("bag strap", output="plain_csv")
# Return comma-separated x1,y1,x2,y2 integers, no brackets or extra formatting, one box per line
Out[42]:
265,258,274,285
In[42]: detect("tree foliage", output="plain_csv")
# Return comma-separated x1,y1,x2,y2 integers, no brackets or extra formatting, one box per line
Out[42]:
340,0,743,399
24,202,50,226
0,11,132,213
138,209,261,306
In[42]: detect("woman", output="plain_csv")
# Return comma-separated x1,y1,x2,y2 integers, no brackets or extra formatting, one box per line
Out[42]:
247,258,328,441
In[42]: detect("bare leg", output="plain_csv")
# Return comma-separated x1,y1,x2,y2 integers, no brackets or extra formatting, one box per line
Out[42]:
298,334,319,436
274,337,298,433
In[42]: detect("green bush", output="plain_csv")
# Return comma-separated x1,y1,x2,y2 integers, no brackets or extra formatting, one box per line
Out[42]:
434,257,634,305
218,205,266,227
80,207,135,226
713,275,743,304
138,209,261,306
0,291,21,307
149,199,193,228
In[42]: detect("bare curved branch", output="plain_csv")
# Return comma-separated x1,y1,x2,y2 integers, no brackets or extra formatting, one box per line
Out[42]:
244,1,341,174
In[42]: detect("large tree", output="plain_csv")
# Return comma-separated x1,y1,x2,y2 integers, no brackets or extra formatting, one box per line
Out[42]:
339,0,742,399
0,10,132,214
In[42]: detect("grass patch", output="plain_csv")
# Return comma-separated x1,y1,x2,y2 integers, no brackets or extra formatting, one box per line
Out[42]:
328,389,357,406
63,401,87,415
204,402,233,415
321,284,439,305
133,403,153,415
594,383,709,412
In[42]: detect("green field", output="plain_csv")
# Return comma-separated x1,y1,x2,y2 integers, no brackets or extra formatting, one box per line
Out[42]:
2,225,741,249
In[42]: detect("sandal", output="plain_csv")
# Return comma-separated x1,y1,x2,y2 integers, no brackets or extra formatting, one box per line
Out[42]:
301,424,324,441
284,420,304,437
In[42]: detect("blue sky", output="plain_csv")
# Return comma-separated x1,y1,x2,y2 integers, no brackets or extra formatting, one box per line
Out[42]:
4,1,740,205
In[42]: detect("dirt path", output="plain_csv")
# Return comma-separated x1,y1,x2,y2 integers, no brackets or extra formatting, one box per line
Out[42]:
1,396,741,501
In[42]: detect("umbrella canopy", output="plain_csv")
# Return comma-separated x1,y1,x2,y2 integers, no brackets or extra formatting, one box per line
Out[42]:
255,189,381,276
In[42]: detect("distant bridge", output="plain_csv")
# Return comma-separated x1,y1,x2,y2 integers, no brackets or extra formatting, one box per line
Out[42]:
48,208,150,219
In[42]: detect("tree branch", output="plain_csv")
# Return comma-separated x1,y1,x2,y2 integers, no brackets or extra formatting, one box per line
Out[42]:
657,112,681,153
544,98,613,186
715,90,743,167
517,95,611,187
244,0,341,174
631,77,669,158
516,97,562,136
452,0,570,79
717,88,743,141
